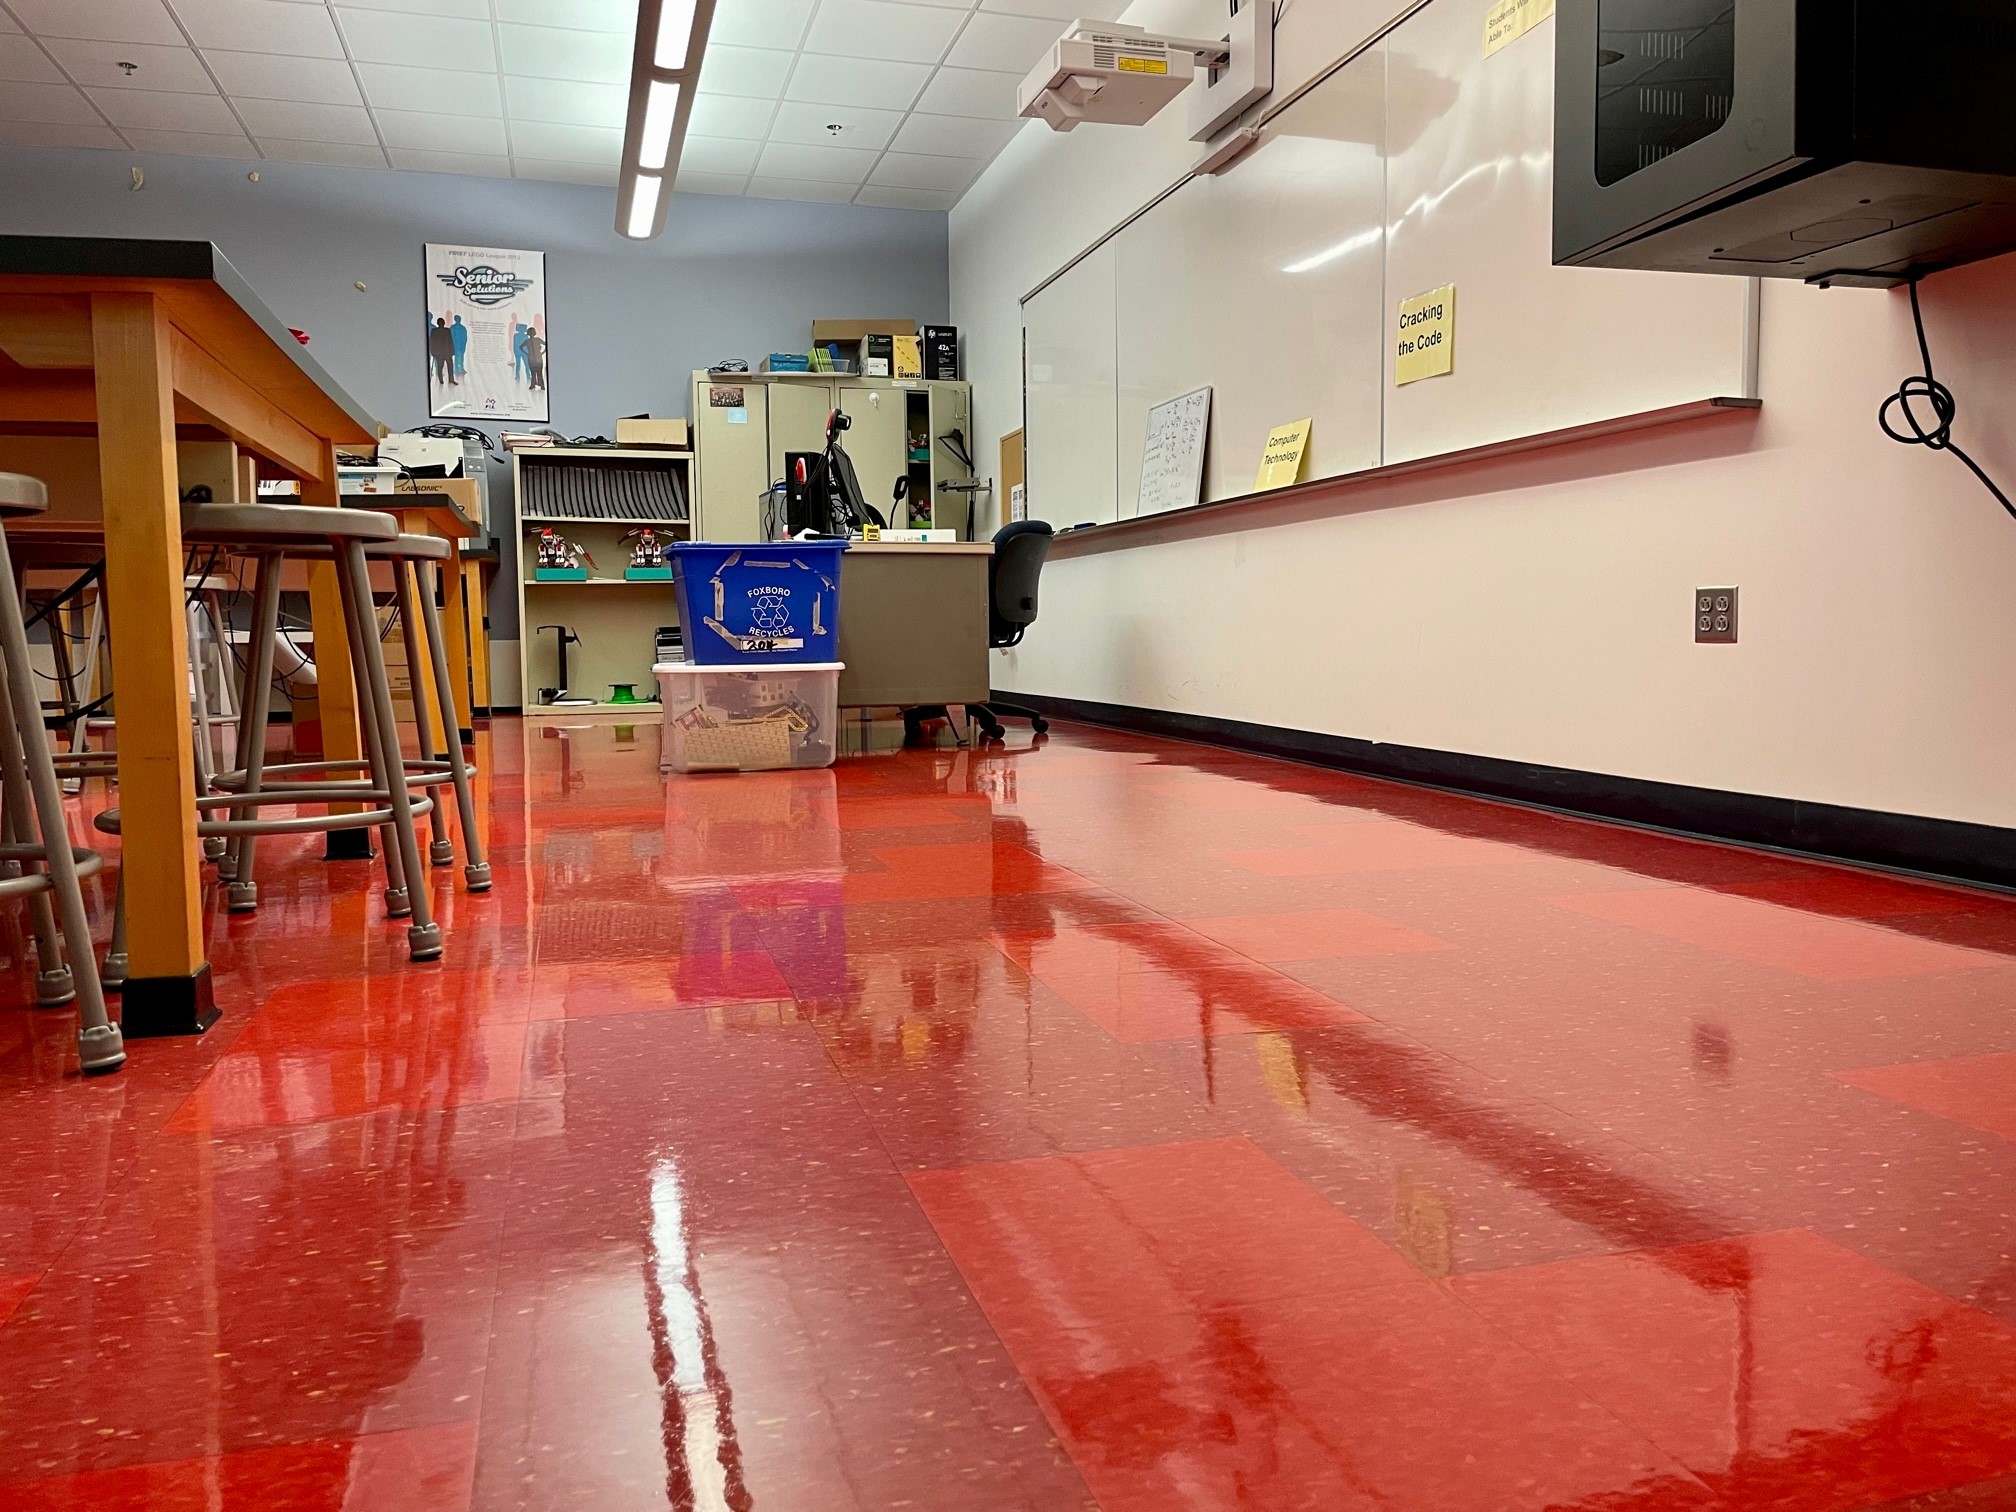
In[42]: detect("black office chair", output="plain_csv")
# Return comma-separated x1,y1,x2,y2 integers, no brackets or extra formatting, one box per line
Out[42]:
902,520,1055,744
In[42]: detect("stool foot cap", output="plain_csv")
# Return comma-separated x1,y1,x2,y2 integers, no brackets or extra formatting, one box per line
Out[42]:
78,1023,126,1075
464,862,492,892
202,837,228,862
102,952,127,991
36,966,77,1007
429,840,456,867
407,922,444,961
227,882,259,913
215,855,239,881
384,886,411,919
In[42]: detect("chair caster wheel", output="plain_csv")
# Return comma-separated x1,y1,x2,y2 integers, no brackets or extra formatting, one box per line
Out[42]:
1031,717,1050,734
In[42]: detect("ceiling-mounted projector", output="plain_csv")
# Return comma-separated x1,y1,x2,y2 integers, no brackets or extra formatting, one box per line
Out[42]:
1019,14,1271,139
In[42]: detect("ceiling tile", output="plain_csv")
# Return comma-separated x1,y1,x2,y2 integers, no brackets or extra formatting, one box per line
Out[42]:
674,169,747,195
497,23,630,84
943,11,1058,71
755,139,879,183
0,80,102,125
854,183,957,210
42,38,212,92
767,99,902,151
677,134,761,175
695,45,794,99
204,51,364,107
686,93,772,139
868,149,979,190
784,54,929,111
6,0,182,46
804,0,963,64
913,63,1019,118
889,108,1015,157
977,0,1125,17
374,108,509,152
172,0,346,57
389,146,511,175
707,0,815,51
121,127,259,157
355,62,502,116
503,75,626,128
0,36,63,84
88,88,239,131
234,98,379,144
345,0,488,15
0,120,125,148
493,0,638,30
508,119,621,164
513,158,618,185
334,9,495,71
256,138,390,167
747,175,856,203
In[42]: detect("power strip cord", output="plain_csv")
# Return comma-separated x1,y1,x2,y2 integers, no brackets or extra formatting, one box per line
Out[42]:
1879,275,2016,524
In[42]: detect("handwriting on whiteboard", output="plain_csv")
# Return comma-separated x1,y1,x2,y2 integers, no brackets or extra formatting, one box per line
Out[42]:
1137,386,1212,517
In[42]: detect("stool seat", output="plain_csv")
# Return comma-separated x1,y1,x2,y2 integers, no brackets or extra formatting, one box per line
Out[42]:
369,534,453,562
0,472,52,518
181,502,398,545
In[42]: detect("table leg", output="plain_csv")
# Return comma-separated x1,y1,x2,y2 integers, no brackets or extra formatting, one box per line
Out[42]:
465,560,491,717
90,292,216,1035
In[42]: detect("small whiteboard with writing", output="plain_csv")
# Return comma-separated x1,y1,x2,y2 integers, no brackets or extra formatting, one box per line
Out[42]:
1136,386,1212,518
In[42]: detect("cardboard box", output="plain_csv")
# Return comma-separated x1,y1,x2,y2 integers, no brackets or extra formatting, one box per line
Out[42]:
616,416,690,448
861,333,893,378
892,334,922,379
811,319,917,344
924,325,958,380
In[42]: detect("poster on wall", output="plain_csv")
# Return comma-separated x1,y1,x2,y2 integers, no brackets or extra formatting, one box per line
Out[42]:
424,244,549,423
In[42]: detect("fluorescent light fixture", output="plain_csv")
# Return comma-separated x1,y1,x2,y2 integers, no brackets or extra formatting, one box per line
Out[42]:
654,0,699,70
638,80,681,171
626,174,663,239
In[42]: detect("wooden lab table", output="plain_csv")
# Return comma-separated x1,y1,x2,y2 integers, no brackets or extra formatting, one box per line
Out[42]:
0,236,377,1034
836,542,994,709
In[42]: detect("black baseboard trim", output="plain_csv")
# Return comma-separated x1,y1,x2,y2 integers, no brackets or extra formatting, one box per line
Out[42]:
121,963,220,1038
324,830,376,861
1001,691,2016,893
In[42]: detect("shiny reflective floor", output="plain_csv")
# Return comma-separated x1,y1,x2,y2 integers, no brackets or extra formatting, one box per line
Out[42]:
6,717,2016,1510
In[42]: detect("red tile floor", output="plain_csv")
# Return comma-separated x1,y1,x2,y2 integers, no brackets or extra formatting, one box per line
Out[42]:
5,717,2016,1510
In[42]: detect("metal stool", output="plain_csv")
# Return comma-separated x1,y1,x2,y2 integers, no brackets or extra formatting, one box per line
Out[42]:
98,503,443,964
216,531,489,904
0,474,123,1073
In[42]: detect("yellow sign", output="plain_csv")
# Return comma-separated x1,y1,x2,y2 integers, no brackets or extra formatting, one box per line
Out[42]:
1254,418,1313,491
1394,284,1457,385
1483,0,1555,57
1117,55,1169,75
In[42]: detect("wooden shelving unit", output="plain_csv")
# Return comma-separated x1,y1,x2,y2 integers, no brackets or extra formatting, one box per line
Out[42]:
513,446,693,716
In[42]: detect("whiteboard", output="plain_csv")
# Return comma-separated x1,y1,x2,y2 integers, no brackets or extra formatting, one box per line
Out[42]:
1137,386,1212,516
1022,0,1754,520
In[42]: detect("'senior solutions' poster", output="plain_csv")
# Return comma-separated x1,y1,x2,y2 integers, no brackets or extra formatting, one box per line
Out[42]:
424,244,549,423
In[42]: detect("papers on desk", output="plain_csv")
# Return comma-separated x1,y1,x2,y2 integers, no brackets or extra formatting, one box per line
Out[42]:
874,529,957,543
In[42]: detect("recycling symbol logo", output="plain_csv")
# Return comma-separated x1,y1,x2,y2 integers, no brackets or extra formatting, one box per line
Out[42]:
748,591,793,636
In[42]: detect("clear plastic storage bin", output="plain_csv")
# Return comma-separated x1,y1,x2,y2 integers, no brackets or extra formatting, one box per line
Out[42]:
654,661,843,773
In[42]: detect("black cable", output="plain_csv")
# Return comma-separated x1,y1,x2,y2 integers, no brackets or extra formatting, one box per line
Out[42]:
1880,276,2016,525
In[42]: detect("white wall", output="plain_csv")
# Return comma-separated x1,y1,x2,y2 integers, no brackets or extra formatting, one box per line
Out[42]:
951,1,2016,829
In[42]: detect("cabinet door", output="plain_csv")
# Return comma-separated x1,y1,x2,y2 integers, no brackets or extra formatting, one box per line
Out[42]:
926,382,975,536
767,381,837,484
693,378,769,542
836,383,911,524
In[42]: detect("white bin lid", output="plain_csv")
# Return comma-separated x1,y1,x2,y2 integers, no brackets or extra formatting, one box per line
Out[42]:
653,661,844,674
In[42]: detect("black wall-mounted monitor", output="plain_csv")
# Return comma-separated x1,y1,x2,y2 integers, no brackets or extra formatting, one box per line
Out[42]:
1555,0,2016,285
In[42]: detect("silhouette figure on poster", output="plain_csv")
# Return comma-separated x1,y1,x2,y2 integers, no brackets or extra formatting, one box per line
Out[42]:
524,330,548,392
513,323,530,384
450,314,468,376
428,316,457,386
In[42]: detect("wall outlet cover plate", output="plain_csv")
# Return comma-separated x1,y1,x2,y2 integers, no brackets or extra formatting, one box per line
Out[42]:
1696,587,1738,643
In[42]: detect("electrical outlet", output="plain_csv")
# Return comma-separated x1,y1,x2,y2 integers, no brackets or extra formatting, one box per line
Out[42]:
1696,587,1738,643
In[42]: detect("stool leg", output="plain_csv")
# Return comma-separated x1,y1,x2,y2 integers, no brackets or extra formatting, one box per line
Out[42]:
336,541,440,961
392,560,455,869
223,554,281,911
104,867,127,990
186,598,226,862
333,547,408,918
65,581,105,797
416,557,490,891
0,753,74,1005
0,528,121,1071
